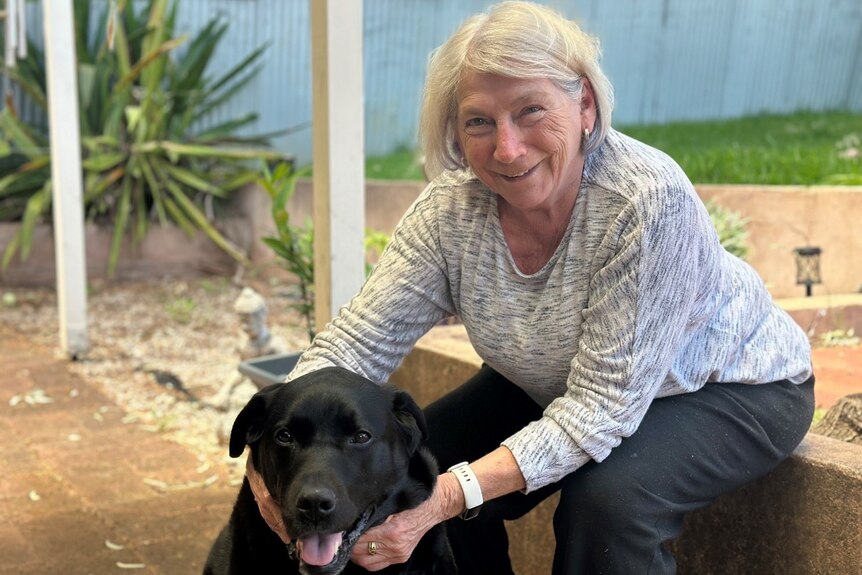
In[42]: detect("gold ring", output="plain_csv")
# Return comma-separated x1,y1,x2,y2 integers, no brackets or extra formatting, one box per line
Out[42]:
368,541,378,555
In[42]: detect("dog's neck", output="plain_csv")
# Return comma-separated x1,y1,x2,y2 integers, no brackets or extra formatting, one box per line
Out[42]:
369,447,438,527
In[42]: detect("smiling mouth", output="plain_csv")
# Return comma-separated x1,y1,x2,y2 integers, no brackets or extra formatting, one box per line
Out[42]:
500,165,536,180
289,506,374,574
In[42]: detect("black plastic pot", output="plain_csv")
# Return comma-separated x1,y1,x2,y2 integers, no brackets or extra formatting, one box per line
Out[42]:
238,352,301,388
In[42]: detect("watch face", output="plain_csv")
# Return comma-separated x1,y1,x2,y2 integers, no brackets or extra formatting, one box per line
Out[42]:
461,505,481,520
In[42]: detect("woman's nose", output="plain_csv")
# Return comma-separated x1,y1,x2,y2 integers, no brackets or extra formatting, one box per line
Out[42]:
493,122,524,163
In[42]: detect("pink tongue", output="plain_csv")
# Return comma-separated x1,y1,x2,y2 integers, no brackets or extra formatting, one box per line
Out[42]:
298,533,343,567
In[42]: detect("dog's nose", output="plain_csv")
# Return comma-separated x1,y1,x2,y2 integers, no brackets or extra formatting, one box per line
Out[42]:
296,486,337,518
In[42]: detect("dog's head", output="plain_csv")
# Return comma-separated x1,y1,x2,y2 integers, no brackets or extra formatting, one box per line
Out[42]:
229,366,435,575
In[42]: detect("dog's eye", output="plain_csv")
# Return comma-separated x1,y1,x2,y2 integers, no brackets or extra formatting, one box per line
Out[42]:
351,431,372,445
275,429,294,445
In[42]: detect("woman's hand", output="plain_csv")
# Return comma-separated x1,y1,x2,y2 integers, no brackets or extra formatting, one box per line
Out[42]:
245,455,293,544
351,472,463,571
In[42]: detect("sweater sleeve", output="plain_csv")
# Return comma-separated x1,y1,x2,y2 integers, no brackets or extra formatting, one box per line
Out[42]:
503,187,714,492
287,186,458,383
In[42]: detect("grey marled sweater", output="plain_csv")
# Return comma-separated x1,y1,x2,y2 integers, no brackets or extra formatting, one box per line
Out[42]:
288,129,812,493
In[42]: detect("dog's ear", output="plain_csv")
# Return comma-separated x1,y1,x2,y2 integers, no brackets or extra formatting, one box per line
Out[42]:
392,390,428,455
229,383,281,458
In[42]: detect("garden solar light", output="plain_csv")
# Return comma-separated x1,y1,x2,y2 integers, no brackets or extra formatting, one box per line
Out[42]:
794,246,822,297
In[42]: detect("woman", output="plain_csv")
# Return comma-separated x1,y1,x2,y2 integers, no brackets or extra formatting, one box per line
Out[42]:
250,2,814,573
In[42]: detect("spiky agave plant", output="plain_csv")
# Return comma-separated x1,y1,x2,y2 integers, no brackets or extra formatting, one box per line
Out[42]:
0,0,283,274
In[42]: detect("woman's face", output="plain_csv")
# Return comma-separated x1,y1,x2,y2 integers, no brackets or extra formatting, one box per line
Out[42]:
455,73,594,213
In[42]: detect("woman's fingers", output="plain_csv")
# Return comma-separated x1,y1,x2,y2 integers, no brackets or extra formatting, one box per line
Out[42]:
245,456,292,544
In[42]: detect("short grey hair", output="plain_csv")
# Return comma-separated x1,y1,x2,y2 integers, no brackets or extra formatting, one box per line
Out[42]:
419,1,615,179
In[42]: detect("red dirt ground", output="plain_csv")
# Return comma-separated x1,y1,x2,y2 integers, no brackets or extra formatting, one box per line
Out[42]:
811,345,862,409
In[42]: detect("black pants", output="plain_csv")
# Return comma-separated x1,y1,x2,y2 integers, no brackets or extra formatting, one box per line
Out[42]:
424,366,815,575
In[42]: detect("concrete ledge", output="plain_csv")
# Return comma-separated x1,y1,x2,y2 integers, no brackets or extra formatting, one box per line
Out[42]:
672,433,862,574
6,182,861,300
263,181,862,299
391,325,862,574
390,325,482,407
696,185,862,298
779,293,862,338
0,220,246,286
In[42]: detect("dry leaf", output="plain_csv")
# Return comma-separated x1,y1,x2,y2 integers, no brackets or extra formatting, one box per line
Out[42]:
24,389,53,405
143,478,168,491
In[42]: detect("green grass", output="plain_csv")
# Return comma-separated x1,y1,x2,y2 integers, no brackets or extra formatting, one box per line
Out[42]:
365,146,426,181
620,111,862,185
365,112,862,185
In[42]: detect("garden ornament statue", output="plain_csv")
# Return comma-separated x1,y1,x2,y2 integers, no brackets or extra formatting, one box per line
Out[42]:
234,287,287,359
207,287,287,443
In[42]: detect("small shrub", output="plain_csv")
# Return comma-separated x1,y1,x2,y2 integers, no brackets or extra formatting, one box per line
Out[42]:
258,161,315,341
705,201,749,260
258,161,391,342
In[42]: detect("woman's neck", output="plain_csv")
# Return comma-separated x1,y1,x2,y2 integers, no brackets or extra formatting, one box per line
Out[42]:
497,189,578,275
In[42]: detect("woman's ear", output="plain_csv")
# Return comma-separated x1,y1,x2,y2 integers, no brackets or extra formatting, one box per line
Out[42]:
579,77,597,128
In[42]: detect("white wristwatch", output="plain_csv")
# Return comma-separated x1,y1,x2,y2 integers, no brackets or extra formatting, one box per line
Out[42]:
447,462,483,520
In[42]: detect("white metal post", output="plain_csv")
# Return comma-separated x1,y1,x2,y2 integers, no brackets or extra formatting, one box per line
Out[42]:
310,0,366,331
3,0,17,98
43,0,88,357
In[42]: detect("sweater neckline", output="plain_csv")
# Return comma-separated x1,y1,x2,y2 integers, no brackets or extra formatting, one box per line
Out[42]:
490,189,583,279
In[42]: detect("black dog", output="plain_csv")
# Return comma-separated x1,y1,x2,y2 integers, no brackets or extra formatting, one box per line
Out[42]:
204,367,456,575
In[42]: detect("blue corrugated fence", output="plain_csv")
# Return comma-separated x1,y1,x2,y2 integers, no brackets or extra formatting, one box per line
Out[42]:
8,0,862,165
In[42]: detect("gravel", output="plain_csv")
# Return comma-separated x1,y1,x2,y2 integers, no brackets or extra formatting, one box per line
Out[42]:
1,276,310,484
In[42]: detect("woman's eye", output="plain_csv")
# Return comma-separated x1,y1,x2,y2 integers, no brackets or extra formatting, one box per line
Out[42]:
275,429,293,444
463,117,494,135
351,431,372,445
524,105,542,114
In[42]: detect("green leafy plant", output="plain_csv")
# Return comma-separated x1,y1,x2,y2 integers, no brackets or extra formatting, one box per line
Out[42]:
259,161,316,341
0,0,283,274
363,229,390,276
258,161,390,342
165,296,196,324
705,200,749,260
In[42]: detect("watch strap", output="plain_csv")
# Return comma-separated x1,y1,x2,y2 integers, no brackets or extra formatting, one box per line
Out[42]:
447,462,483,520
